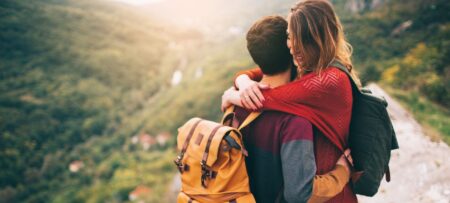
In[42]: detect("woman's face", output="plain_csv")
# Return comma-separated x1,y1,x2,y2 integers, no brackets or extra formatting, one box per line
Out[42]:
286,14,298,67
286,14,294,54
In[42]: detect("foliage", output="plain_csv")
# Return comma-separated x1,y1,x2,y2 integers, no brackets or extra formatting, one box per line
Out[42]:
384,85,450,144
343,0,450,141
0,0,181,202
0,0,256,202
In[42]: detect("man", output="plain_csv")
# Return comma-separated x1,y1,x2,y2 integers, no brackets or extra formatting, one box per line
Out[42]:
221,16,351,203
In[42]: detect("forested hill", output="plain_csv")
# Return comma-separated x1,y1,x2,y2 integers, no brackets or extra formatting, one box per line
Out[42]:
341,0,450,141
0,0,448,202
0,0,294,202
0,0,180,202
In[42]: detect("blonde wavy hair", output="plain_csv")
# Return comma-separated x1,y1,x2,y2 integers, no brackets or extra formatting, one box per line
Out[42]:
289,0,361,85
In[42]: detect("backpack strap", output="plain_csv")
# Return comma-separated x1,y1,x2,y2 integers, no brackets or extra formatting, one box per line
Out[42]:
222,106,239,128
386,166,391,182
330,60,360,170
174,119,203,173
223,105,235,116
235,111,261,157
221,105,261,130
222,106,261,157
199,109,260,188
330,60,361,96
238,111,261,130
201,124,223,188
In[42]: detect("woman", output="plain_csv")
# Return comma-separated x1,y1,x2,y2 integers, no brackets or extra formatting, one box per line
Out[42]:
222,0,359,202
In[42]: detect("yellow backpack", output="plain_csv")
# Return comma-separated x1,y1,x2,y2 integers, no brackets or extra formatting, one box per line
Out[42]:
175,107,260,203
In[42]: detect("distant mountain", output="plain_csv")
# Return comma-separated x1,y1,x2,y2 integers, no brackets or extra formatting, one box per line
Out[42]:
0,0,298,202
0,0,180,202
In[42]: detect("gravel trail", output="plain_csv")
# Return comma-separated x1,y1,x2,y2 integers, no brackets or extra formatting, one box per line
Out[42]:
358,84,450,203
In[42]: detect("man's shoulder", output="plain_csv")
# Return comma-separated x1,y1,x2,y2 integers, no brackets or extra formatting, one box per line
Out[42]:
235,107,311,125
251,109,313,141
264,110,312,126
276,112,313,142
282,113,311,125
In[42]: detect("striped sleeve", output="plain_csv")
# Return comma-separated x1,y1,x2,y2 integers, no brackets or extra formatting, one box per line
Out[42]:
280,116,316,203
280,116,350,203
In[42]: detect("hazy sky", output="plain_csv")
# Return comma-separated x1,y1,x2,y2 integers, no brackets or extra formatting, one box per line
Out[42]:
113,0,165,6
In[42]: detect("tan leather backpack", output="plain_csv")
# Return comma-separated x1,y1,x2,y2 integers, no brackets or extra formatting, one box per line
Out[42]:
175,106,260,203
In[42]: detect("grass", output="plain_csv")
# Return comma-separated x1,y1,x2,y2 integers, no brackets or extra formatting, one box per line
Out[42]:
382,85,450,144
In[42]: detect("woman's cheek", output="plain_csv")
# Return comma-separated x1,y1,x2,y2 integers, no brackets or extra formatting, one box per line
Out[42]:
287,41,295,56
293,58,299,67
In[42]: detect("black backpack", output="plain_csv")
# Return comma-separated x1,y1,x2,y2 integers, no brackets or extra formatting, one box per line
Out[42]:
331,61,399,196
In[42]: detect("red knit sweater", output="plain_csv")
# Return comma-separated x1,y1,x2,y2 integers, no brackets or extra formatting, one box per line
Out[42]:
236,66,358,203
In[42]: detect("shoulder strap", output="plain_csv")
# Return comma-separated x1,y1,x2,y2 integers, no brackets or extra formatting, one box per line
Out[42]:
238,111,261,130
329,61,357,157
221,106,239,128
223,106,235,119
330,60,361,95
221,105,261,130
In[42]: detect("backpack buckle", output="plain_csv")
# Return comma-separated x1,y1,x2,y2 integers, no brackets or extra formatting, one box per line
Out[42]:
200,161,217,188
174,154,189,173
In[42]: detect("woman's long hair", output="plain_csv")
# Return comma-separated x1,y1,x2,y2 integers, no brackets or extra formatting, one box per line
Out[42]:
289,0,361,85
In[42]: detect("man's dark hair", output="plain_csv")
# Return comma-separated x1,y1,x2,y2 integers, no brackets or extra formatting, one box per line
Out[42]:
246,16,293,75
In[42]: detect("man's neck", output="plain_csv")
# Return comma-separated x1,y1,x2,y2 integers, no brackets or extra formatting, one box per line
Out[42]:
260,70,291,88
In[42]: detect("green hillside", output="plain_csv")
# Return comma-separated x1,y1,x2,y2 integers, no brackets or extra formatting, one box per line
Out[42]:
0,0,280,202
0,0,448,202
0,0,177,202
343,0,450,142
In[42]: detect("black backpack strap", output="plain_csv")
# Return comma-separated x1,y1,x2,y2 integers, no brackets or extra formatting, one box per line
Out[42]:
329,60,359,156
329,60,361,96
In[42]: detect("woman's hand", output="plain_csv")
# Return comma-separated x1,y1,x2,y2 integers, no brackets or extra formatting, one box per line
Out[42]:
221,87,242,112
336,149,353,175
235,75,269,110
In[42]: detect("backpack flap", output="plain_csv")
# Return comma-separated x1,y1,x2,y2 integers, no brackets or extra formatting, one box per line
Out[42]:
177,118,242,168
176,118,202,172
176,118,202,159
200,126,241,168
176,115,255,201
360,91,388,107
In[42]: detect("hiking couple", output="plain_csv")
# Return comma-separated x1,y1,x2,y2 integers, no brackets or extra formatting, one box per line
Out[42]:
176,0,397,202
219,0,359,202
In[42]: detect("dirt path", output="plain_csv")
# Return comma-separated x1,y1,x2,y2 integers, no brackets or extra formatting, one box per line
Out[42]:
168,84,450,203
358,84,450,203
